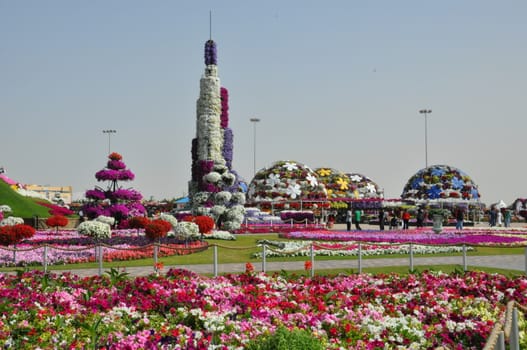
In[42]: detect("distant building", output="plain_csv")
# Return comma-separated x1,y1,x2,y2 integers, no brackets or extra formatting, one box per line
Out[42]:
24,184,73,204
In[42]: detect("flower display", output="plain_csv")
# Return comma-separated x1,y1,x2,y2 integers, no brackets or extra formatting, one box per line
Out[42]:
144,220,171,241
346,172,382,199
0,216,24,226
0,229,207,266
174,221,200,238
77,220,111,240
248,160,328,203
0,269,525,349
83,153,145,225
315,167,356,199
45,215,69,231
0,224,35,246
282,227,527,246
189,39,247,231
402,164,481,201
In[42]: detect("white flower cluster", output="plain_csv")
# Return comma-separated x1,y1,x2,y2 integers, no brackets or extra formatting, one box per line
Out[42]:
0,205,12,213
251,240,475,258
174,221,200,238
77,221,112,240
159,213,178,230
95,216,115,226
0,216,24,226
205,230,236,241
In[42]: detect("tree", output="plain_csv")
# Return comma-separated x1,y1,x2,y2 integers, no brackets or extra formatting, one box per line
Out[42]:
82,152,146,226
0,224,35,246
45,215,69,232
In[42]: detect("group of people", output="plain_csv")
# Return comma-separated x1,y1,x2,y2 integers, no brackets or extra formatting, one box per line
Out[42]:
488,207,512,227
345,208,363,231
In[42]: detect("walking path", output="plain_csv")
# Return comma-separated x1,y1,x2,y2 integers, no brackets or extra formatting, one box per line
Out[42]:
55,254,525,278
33,222,527,278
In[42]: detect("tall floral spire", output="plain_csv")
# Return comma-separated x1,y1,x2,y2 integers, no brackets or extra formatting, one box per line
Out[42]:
188,37,246,231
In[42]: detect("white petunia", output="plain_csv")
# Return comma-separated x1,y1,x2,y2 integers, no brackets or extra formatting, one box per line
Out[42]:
266,173,281,187
306,174,318,187
366,183,377,193
286,183,302,199
349,174,363,182
282,162,298,171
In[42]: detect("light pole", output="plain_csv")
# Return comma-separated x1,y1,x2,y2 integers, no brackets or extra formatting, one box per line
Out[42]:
249,118,261,176
419,110,432,168
102,129,117,154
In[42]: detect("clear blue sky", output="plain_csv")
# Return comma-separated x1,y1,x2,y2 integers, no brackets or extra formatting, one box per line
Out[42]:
1,1,526,205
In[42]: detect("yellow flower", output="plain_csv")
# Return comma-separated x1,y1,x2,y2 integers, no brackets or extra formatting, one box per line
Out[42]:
336,177,349,190
327,189,334,197
317,168,331,177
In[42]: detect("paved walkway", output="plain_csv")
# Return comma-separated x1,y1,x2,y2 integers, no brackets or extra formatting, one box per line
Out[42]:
55,254,526,278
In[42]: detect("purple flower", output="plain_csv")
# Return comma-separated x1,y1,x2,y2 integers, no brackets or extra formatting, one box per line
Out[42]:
85,189,106,200
223,128,233,169
107,160,126,170
204,39,217,65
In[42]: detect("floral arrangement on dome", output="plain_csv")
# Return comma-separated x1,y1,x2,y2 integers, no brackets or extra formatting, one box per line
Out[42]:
346,173,382,199
401,164,481,201
82,152,146,226
315,168,356,199
247,160,328,205
188,39,246,231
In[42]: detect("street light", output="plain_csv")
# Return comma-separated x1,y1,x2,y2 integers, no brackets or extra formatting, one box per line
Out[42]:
102,129,117,154
249,118,261,176
419,109,432,168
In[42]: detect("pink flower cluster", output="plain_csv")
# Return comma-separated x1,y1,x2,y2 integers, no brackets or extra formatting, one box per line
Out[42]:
282,228,527,246
0,269,525,349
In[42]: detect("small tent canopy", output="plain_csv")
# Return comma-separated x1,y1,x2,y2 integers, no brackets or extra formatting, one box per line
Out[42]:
175,197,189,204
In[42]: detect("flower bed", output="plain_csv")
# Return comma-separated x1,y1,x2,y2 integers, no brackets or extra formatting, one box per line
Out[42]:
281,228,527,246
252,240,474,258
0,269,525,349
0,230,207,267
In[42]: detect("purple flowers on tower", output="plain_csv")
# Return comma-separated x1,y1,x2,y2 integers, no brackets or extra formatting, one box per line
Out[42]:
204,40,217,65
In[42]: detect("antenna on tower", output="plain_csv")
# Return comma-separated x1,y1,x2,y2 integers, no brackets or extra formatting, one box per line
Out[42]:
209,10,212,40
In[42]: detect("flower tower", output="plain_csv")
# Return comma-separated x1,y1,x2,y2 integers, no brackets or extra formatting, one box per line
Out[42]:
188,38,245,231
82,152,146,225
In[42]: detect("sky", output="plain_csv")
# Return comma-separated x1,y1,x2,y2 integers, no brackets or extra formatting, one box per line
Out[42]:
1,1,526,205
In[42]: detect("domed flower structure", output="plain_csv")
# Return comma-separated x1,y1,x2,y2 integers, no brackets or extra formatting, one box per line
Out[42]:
247,160,327,204
346,173,383,199
314,168,356,199
401,164,481,202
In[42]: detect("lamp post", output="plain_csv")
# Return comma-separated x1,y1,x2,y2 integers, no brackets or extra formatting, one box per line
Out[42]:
419,110,432,168
249,118,261,176
102,129,117,154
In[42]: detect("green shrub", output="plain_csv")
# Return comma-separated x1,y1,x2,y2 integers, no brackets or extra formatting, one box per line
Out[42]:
245,326,325,350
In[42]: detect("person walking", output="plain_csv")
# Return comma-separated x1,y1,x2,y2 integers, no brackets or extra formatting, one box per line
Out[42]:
354,208,362,230
378,208,385,231
455,208,464,230
402,210,411,230
504,209,512,227
497,209,503,227
416,208,424,228
346,207,352,231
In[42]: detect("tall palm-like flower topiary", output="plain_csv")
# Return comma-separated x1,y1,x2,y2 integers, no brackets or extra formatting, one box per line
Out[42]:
82,152,146,225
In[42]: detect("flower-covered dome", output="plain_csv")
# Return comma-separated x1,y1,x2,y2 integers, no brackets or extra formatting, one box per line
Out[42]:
346,173,383,199
401,164,481,201
247,160,327,203
314,168,356,199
